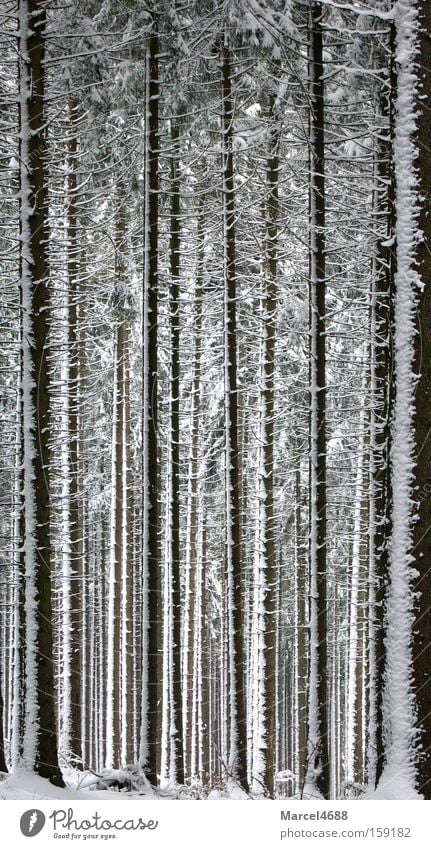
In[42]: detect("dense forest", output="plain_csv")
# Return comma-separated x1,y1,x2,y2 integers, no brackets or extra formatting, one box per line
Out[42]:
0,0,431,801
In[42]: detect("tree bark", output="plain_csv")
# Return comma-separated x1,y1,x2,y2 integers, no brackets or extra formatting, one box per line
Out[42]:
141,30,161,784
183,199,204,779
0,663,7,772
169,123,184,784
67,96,83,765
368,20,397,786
307,1,330,799
295,467,308,794
221,38,248,793
412,0,431,799
18,0,63,786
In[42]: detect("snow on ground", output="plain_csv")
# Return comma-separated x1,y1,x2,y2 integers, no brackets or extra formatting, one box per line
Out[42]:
363,767,423,801
0,768,424,801
0,769,251,801
0,769,158,801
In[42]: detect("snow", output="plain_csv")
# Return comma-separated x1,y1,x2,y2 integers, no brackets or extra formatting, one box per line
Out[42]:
0,770,156,802
364,766,422,800
0,769,253,801
1,767,425,802
377,0,421,799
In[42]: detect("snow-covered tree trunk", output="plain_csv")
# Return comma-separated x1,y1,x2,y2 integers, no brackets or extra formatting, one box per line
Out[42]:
11,349,24,770
306,0,330,799
251,95,279,797
160,519,171,784
121,322,133,765
168,123,184,785
140,31,161,784
221,37,248,794
106,318,124,768
191,498,204,780
294,466,308,794
261,94,279,797
367,17,397,787
182,200,203,780
377,0,421,799
60,95,82,765
18,0,63,786
0,661,7,772
106,189,130,769
60,314,72,760
346,375,367,788
411,0,431,799
199,521,208,782
67,97,83,765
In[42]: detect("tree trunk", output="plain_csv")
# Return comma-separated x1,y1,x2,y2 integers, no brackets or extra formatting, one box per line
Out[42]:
106,317,125,768
378,0,420,796
295,467,308,794
412,0,431,799
262,94,279,797
346,377,367,789
168,123,184,784
221,38,248,794
140,30,161,784
0,663,7,772
367,18,397,787
307,1,329,799
122,323,134,764
67,96,83,766
183,199,204,779
18,0,63,786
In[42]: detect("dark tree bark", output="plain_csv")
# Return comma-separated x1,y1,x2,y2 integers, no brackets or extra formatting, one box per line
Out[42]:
412,0,431,800
307,1,330,799
169,123,184,783
295,468,308,793
141,30,161,785
111,318,125,768
0,664,7,773
369,32,396,784
123,324,134,764
261,93,279,797
221,39,248,793
183,197,204,779
67,96,83,765
18,0,63,786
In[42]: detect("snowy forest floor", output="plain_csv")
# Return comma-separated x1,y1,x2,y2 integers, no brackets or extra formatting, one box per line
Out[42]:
0,769,423,801
0,769,250,801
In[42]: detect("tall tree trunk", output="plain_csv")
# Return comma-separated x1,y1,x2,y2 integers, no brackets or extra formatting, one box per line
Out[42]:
262,94,279,797
367,17,397,787
252,96,279,797
11,332,24,770
346,377,367,789
412,0,431,799
18,0,63,786
107,188,130,768
67,96,82,765
121,323,134,765
182,199,204,779
307,1,329,799
0,663,7,772
378,0,420,797
168,123,184,784
295,466,308,794
106,317,125,769
221,38,248,794
140,30,161,784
